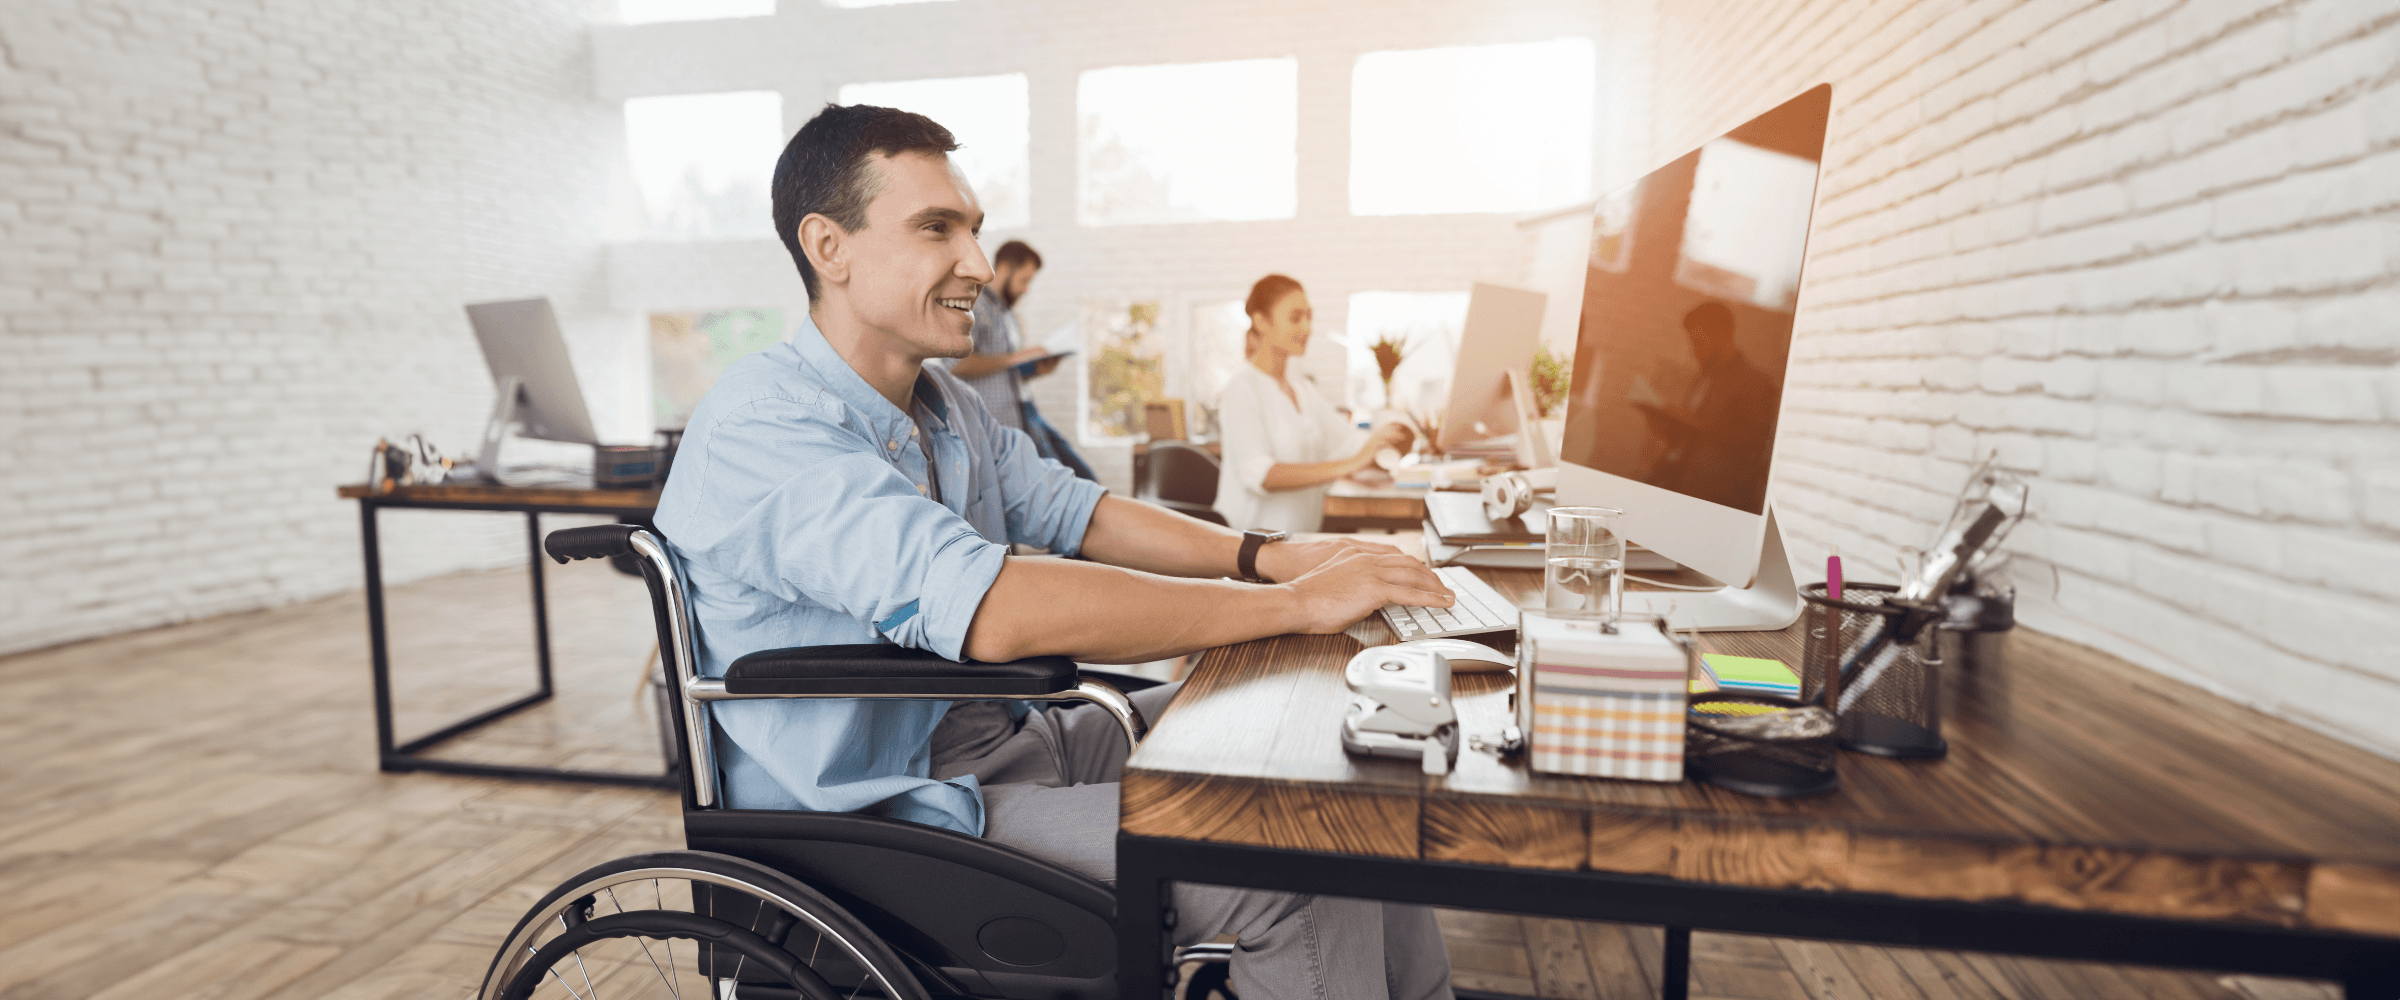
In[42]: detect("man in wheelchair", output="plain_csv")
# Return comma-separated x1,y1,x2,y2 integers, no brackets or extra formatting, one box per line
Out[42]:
643,103,1461,1000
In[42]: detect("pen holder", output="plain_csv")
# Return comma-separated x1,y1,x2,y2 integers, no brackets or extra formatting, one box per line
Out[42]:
1800,582,1948,760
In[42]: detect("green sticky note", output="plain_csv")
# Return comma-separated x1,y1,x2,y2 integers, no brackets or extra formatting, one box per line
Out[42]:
1701,654,1799,692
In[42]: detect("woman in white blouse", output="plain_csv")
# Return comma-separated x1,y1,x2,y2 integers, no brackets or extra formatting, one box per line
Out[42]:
1214,275,1412,532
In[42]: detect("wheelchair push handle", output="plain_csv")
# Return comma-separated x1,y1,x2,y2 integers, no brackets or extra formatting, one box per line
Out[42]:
544,523,642,564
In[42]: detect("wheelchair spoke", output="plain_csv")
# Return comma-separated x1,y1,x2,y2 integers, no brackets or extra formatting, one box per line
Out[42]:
545,963,594,1000
571,949,604,1000
726,898,764,988
600,887,678,1000
654,879,682,1000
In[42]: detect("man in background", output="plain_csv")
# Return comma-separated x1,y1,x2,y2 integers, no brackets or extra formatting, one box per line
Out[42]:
934,240,1095,479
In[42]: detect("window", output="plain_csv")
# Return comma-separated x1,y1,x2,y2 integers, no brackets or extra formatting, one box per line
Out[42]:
1349,39,1595,216
838,75,1031,231
1078,59,1297,226
623,91,783,240
619,0,773,24
1183,300,1253,439
1346,291,1471,413
825,0,954,7
1082,301,1167,442
651,309,786,428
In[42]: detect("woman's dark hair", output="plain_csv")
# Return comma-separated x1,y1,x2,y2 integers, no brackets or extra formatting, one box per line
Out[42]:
771,103,959,301
1244,274,1305,332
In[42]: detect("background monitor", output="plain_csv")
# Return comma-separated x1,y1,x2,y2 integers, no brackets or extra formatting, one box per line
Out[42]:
1555,84,1829,603
465,297,600,446
1435,282,1547,454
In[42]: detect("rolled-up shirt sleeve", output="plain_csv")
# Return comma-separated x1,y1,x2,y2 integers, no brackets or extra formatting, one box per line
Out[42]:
668,395,1007,662
973,394,1108,555
1216,376,1276,495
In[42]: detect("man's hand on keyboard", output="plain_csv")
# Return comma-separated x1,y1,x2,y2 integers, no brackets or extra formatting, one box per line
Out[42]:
1254,534,1410,583
1282,548,1455,635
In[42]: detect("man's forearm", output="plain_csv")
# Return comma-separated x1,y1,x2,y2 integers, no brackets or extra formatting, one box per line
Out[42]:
961,558,1298,663
1078,495,1245,578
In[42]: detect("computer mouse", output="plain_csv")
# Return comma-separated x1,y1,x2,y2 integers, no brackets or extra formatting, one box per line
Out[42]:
1389,637,1515,673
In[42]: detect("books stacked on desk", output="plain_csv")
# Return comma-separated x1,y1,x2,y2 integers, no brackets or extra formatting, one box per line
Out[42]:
1421,492,1680,571
1390,457,1485,489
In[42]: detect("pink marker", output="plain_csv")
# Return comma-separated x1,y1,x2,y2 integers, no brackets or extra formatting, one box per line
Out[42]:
1827,551,1843,601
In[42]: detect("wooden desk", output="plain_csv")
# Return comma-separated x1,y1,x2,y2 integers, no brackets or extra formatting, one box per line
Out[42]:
336,482,673,788
1323,480,1430,531
1116,568,2400,999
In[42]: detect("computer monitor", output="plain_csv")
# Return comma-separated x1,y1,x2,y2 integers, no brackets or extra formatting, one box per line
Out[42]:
465,297,601,446
1434,282,1548,460
1554,84,1831,630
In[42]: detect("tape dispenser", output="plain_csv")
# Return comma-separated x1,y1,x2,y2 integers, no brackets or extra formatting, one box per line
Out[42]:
1480,466,1559,522
1340,645,1462,775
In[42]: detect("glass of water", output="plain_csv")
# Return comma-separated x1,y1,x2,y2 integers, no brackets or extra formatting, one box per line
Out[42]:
1545,506,1626,617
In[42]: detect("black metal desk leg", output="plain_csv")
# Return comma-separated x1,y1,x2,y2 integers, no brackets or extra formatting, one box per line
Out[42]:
526,511,554,698
2348,963,2400,1000
1116,834,1174,1000
1662,926,1690,1000
360,500,398,765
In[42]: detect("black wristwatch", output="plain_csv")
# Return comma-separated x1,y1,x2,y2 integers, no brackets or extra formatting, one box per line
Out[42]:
1237,529,1288,583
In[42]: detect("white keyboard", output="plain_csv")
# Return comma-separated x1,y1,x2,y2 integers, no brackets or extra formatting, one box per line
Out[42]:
1378,565,1521,639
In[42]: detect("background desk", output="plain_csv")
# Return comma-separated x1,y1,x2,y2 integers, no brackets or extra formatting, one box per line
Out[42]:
1117,568,2400,999
336,482,674,788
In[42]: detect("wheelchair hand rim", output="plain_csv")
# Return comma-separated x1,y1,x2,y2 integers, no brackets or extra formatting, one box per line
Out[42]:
480,863,913,1000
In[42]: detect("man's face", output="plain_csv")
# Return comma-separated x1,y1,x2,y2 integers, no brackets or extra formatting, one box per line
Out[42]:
995,262,1039,308
838,151,991,360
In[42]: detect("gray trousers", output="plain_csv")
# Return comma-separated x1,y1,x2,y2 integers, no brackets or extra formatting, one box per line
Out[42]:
931,685,1455,1000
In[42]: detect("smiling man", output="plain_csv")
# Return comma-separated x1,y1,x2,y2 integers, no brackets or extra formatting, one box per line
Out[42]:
653,104,1457,1000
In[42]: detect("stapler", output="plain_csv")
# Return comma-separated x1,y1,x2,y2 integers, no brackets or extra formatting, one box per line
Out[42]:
1340,646,1462,775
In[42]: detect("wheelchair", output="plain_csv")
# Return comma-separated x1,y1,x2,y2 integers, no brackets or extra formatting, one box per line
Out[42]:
479,524,1229,1000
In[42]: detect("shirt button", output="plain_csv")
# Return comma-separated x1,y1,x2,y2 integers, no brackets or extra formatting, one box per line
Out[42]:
887,440,898,450
910,426,919,437
916,483,927,494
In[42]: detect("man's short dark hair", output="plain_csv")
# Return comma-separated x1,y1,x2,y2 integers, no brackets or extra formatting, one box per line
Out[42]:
771,104,960,301
993,240,1042,271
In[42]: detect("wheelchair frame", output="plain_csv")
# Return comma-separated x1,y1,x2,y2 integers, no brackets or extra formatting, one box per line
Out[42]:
477,524,1178,1000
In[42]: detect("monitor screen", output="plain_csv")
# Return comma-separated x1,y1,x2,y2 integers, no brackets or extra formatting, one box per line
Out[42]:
1556,86,1828,515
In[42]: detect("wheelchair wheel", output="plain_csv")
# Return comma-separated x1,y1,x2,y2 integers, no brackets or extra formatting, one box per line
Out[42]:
479,850,929,1000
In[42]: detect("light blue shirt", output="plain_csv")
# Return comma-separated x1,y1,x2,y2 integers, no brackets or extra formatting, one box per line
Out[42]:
653,315,1108,834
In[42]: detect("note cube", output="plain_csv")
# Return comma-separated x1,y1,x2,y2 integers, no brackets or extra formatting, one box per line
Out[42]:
1522,613,1691,781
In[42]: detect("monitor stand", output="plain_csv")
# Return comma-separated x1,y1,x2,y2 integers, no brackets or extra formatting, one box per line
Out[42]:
1620,506,1802,632
474,375,524,484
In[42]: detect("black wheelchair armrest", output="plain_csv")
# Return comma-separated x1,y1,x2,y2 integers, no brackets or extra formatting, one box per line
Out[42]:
707,644,1149,750
725,644,1076,696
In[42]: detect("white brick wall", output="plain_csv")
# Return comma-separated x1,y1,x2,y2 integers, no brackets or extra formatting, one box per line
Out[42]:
0,0,625,654
1652,0,2400,758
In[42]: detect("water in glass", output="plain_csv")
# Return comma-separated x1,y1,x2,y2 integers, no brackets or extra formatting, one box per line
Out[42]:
1544,505,1625,616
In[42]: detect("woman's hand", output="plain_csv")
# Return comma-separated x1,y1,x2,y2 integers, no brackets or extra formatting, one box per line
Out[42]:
1349,422,1415,473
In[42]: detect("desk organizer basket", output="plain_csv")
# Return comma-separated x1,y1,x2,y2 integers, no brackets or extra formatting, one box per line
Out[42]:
1519,612,1690,782
1684,692,1839,797
1801,582,1948,760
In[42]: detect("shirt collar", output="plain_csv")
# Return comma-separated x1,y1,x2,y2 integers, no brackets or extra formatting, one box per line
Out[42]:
791,314,951,436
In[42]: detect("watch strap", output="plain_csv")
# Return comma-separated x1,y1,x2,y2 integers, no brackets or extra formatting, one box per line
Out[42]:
1237,529,1286,582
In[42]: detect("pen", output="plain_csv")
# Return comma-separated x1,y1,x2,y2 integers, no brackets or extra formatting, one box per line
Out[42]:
1827,549,1842,601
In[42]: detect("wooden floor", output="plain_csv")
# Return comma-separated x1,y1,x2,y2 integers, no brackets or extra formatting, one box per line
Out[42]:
0,563,2340,999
